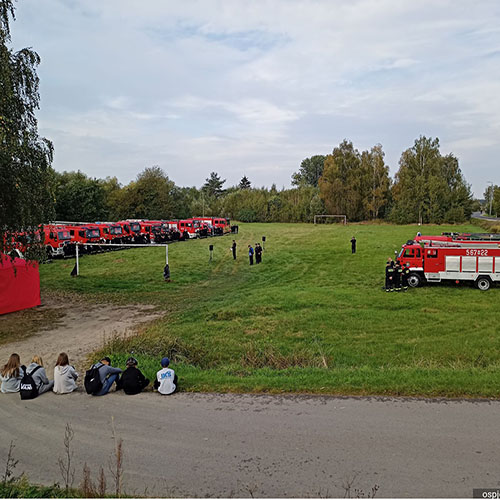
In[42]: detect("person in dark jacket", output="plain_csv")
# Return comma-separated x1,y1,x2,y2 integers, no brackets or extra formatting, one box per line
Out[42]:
351,236,357,254
116,357,149,395
394,261,403,292
385,258,394,292
255,243,262,264
402,262,410,291
231,240,237,260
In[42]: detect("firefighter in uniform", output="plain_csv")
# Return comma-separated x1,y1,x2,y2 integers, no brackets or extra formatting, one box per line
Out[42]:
394,261,403,292
385,258,395,292
402,262,410,291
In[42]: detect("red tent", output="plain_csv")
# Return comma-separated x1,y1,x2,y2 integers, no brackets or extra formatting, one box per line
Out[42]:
0,255,41,315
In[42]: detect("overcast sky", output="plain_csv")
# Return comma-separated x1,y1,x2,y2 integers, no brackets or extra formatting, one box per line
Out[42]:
10,0,500,196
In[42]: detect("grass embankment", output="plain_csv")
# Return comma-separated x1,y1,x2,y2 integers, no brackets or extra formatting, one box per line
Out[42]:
40,222,500,397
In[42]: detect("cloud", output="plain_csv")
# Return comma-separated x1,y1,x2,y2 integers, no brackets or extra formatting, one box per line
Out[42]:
9,0,500,195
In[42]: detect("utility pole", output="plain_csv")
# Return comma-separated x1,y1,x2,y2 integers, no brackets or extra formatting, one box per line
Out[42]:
488,181,493,216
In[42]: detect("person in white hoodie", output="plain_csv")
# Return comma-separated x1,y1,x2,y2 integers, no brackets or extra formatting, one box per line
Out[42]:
153,357,177,395
26,355,54,395
53,352,78,394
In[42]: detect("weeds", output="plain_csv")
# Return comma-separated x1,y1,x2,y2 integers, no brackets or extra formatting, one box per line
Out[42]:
109,416,124,497
2,441,18,484
58,423,75,492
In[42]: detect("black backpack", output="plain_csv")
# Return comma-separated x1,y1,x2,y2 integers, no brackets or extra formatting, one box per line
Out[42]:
84,364,103,395
20,365,42,400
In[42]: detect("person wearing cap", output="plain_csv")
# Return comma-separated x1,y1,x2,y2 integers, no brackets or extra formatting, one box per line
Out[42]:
116,357,150,395
91,356,122,396
153,357,177,395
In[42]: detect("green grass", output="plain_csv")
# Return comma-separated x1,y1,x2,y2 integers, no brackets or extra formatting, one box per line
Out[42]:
40,222,500,397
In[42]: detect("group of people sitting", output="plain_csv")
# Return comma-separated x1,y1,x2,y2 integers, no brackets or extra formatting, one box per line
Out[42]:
0,353,177,398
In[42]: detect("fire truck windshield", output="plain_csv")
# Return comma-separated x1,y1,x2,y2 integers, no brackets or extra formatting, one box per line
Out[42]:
57,231,71,240
87,229,100,238
130,223,140,232
110,226,122,235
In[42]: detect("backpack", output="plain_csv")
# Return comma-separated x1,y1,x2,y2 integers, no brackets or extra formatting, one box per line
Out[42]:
84,364,103,395
20,365,42,400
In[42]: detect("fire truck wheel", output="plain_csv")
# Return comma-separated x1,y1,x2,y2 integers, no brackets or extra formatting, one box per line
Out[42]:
476,276,491,291
407,273,421,287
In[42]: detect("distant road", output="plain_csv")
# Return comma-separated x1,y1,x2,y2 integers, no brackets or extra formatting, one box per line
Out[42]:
1,392,500,498
472,211,500,222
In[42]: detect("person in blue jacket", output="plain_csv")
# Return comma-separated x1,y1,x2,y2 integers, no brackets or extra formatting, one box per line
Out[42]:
248,245,254,265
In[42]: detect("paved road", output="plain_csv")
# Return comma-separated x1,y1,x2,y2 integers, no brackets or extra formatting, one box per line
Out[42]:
472,211,500,222
1,392,499,498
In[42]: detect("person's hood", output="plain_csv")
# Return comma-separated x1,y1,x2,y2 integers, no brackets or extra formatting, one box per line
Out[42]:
55,365,71,375
27,362,41,372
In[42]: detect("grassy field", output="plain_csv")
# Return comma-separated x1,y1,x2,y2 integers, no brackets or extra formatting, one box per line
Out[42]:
39,222,500,397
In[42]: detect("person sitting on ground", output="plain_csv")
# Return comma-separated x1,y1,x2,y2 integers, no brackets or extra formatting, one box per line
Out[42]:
153,357,178,395
116,357,149,395
27,355,54,395
92,356,122,396
0,353,24,393
53,352,79,394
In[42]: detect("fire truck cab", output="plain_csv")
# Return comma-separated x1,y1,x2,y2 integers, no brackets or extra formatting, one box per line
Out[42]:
398,239,500,290
44,225,71,258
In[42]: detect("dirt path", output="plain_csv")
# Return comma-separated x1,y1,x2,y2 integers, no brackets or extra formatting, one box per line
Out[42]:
0,294,163,373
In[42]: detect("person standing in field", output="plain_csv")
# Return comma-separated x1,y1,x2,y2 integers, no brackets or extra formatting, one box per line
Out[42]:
402,262,410,291
351,236,357,254
385,258,394,292
231,240,237,260
248,245,254,265
254,243,261,264
394,261,402,292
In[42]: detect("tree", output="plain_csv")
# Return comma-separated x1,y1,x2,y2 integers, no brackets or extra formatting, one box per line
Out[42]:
54,171,108,222
390,136,472,223
203,172,226,198
130,166,176,219
291,155,325,187
318,140,367,221
238,175,251,190
0,0,55,259
360,145,391,219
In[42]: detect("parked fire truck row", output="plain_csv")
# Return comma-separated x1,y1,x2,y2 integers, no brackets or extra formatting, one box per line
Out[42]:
397,232,500,290
40,217,231,258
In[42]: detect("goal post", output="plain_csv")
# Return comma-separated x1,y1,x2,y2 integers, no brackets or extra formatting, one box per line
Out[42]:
314,215,347,225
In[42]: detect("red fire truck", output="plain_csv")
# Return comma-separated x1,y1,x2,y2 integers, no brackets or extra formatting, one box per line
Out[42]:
397,237,500,290
43,225,71,258
64,224,101,254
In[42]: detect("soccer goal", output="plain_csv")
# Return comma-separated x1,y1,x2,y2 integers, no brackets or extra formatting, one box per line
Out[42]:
314,215,347,225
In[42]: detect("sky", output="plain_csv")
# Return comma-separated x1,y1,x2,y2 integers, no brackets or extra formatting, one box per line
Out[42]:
9,0,500,197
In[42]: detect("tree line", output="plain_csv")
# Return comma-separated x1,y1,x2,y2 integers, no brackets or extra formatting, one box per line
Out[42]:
49,135,475,224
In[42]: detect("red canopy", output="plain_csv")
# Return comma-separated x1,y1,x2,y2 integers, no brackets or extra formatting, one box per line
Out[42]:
0,254,41,315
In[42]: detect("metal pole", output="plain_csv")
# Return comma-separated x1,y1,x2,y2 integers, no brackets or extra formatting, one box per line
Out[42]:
488,182,493,216
76,244,79,276
166,245,168,265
